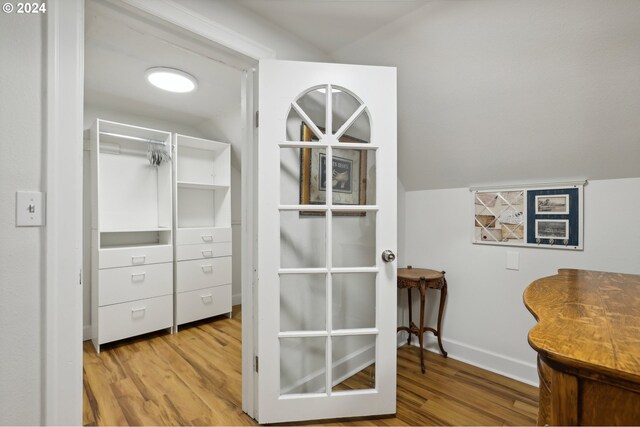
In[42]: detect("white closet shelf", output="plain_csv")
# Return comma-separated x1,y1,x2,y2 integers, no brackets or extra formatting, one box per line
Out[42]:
100,242,173,249
177,226,231,231
100,227,172,233
177,181,230,190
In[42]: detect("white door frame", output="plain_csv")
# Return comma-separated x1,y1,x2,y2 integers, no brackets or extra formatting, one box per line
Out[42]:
45,1,84,424
46,0,273,423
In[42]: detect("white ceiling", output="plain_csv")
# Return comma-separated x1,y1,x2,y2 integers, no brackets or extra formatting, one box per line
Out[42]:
84,1,242,127
236,0,427,54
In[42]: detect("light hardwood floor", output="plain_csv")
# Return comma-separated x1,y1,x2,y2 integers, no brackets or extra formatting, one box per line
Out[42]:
84,306,538,426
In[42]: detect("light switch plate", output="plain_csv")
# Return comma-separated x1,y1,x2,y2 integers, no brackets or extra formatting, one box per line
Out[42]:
506,251,519,270
16,191,45,227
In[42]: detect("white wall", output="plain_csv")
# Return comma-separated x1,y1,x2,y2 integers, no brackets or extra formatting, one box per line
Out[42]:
403,178,640,385
0,12,44,426
396,179,407,335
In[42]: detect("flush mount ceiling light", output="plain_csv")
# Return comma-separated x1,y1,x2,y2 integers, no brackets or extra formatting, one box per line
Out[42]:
145,67,197,93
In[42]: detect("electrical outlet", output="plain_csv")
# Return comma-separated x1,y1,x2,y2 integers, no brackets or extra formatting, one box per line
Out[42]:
16,191,45,227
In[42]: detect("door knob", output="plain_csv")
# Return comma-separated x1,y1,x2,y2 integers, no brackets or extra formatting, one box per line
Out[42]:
381,250,396,263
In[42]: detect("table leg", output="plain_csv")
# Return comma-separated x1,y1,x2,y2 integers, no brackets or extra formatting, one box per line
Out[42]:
436,279,448,357
406,288,412,345
418,282,427,373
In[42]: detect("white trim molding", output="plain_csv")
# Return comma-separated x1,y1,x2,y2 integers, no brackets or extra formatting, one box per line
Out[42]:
45,0,84,424
117,0,276,61
469,179,588,192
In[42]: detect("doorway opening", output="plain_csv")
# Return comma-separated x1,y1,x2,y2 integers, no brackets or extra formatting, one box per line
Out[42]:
81,1,257,423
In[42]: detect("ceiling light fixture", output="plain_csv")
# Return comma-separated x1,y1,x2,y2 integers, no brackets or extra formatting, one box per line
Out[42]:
145,67,197,93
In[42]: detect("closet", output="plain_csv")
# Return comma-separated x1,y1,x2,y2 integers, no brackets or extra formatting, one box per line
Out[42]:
89,119,232,351
174,134,232,329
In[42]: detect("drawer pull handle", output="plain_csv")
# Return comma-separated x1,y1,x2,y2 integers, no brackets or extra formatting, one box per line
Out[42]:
202,250,213,257
201,293,213,303
201,264,213,273
131,272,146,282
131,306,146,318
131,255,146,265
201,235,214,242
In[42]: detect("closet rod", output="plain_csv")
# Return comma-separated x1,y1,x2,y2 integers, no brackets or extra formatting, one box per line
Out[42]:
100,131,166,146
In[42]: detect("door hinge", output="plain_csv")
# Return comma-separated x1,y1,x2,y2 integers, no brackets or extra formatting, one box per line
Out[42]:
255,111,259,128
79,269,83,286
255,355,259,373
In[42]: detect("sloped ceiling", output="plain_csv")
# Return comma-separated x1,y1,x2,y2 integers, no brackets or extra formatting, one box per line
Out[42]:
242,0,640,191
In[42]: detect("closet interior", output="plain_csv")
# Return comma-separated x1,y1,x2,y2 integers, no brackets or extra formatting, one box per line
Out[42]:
83,0,242,351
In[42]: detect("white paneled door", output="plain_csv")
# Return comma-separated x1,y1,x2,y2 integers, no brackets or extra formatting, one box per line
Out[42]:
256,60,397,424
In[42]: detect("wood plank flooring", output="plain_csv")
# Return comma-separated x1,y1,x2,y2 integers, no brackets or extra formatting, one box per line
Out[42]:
84,306,538,426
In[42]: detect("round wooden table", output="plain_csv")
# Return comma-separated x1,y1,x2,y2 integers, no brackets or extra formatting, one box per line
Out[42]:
397,266,448,373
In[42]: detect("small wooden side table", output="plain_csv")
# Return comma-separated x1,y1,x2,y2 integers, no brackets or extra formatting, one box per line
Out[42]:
397,266,448,373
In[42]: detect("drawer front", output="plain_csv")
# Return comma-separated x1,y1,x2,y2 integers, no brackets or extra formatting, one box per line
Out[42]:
98,295,173,345
177,284,231,325
99,263,173,306
176,257,232,293
176,227,231,246
99,245,172,269
176,242,232,261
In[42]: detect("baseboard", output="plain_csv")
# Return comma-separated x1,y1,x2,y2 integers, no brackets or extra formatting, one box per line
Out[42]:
232,292,242,306
406,335,538,387
397,331,408,348
83,324,91,341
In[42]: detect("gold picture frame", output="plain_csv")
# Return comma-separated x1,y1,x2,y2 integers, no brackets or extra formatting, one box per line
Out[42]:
299,123,367,216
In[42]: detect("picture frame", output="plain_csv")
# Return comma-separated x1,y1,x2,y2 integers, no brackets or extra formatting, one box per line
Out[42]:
535,219,569,240
299,123,367,216
535,194,569,214
474,190,525,243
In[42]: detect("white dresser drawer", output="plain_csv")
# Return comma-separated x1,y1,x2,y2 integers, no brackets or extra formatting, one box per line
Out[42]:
177,284,231,325
99,245,172,269
176,227,231,245
176,242,232,261
176,257,232,293
98,295,172,345
99,263,173,306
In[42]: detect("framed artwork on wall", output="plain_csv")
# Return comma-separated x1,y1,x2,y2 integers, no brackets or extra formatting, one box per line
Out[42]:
299,123,367,215
471,181,585,250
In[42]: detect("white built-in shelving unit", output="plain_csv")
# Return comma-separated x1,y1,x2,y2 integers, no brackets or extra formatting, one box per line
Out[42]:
90,119,174,352
89,121,233,349
173,134,232,329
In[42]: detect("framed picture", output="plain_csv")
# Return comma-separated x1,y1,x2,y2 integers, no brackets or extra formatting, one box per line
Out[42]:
535,219,569,240
300,123,367,215
535,194,569,214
